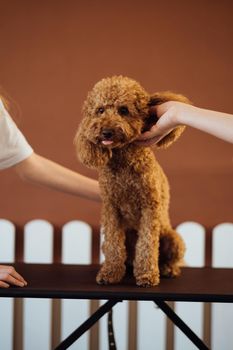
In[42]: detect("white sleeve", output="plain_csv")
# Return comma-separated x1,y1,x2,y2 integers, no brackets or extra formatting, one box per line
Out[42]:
0,99,33,170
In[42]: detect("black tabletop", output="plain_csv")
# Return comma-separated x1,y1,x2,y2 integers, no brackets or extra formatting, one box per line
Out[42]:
0,263,232,302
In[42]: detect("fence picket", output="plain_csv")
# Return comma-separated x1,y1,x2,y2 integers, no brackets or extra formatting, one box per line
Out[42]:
175,222,206,350
0,219,15,350
212,223,233,350
137,301,166,350
61,220,92,350
23,220,53,350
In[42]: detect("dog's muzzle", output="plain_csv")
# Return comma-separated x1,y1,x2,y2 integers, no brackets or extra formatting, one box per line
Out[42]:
100,128,114,145
97,127,126,146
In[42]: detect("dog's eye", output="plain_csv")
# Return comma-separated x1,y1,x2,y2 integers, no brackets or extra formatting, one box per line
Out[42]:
97,107,105,114
118,106,129,116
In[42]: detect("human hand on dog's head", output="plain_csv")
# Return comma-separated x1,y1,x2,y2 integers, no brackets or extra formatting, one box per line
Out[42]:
135,91,191,148
136,101,191,147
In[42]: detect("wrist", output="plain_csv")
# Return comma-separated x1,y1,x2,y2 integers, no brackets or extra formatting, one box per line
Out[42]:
176,103,197,126
167,103,182,127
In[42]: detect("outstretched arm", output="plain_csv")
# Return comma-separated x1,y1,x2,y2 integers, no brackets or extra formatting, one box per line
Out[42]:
137,102,233,145
14,153,101,202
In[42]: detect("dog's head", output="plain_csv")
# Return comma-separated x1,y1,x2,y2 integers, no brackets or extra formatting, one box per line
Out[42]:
75,76,189,168
80,76,150,149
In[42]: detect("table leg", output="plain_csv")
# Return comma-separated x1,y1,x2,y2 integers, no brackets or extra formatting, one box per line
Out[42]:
108,308,117,349
154,300,209,350
54,299,121,350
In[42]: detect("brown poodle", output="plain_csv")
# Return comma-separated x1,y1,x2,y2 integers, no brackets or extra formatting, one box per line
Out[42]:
75,76,188,287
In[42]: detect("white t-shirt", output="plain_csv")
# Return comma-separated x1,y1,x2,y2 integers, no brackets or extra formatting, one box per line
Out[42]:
0,99,33,170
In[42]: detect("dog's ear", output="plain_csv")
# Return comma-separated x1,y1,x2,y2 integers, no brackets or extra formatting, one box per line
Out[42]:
148,92,191,149
74,119,112,169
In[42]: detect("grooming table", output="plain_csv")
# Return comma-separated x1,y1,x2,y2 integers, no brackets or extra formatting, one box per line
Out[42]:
0,263,233,350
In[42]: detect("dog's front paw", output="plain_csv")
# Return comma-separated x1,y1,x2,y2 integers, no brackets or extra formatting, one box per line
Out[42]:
136,272,160,287
96,264,126,285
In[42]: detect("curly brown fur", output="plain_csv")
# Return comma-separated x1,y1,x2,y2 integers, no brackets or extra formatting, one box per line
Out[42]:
75,76,188,287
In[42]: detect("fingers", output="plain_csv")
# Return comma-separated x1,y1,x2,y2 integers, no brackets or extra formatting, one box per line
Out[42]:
135,126,162,146
136,105,177,146
136,117,174,145
0,265,27,288
10,268,27,285
0,274,24,287
135,127,172,146
0,281,10,288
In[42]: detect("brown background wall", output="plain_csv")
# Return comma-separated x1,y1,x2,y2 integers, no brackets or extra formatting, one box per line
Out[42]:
0,0,232,228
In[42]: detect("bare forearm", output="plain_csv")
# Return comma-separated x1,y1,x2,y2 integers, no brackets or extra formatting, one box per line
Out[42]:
179,106,233,143
14,153,101,201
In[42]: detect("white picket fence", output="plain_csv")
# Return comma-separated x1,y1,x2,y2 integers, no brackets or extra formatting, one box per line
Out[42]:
0,219,233,350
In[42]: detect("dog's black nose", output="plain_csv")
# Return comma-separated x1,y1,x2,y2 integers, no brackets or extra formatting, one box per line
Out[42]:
101,129,114,140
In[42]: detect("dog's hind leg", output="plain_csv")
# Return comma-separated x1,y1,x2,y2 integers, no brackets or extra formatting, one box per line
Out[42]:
159,228,186,278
